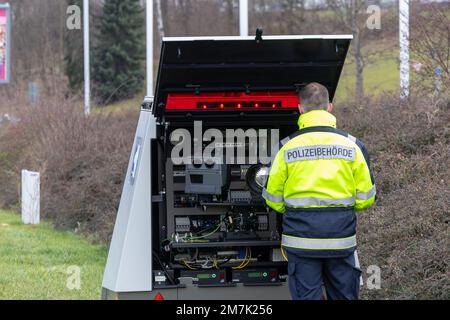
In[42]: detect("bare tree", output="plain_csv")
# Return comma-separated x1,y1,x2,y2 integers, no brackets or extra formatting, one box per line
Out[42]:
155,0,165,40
411,1,450,94
178,0,192,35
326,0,368,102
283,0,306,34
0,0,68,96
161,0,171,35
224,0,238,35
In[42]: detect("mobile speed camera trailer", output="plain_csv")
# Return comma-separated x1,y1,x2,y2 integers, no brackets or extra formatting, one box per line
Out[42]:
102,33,352,300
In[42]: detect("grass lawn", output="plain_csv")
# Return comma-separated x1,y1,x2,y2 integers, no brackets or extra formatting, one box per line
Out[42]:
0,211,107,300
92,95,143,114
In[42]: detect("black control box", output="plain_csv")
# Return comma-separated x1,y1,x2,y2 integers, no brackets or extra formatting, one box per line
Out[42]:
232,268,279,284
180,270,227,286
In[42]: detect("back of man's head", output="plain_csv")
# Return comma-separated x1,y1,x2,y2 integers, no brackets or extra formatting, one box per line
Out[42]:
299,82,330,113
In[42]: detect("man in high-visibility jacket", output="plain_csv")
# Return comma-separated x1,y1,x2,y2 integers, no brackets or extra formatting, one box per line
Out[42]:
263,83,376,300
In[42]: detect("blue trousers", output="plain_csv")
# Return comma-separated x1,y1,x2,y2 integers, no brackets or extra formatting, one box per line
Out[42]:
287,251,362,300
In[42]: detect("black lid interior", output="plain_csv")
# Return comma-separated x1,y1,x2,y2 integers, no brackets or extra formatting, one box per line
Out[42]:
153,36,352,115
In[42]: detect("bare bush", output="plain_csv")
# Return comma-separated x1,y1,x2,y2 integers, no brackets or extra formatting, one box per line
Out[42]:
0,92,138,241
335,93,450,299
411,1,450,94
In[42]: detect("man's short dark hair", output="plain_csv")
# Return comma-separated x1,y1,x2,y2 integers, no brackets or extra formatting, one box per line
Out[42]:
299,82,330,112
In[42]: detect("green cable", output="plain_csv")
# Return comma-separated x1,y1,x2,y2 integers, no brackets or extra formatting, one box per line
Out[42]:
161,218,224,245
186,223,222,240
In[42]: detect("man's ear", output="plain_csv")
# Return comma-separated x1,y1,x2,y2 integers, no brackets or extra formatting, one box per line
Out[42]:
327,103,334,113
298,103,303,114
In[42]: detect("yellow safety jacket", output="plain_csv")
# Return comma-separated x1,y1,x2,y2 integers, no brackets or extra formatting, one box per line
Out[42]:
263,110,376,258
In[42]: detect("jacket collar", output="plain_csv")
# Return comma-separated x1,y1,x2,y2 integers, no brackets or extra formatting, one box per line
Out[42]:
298,110,337,129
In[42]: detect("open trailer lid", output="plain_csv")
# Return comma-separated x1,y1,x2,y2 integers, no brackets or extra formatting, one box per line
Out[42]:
153,34,352,115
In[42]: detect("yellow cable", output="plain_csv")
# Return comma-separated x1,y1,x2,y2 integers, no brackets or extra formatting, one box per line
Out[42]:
238,248,249,268
239,247,250,268
239,248,252,269
233,248,252,270
181,259,197,270
281,246,288,261
232,247,249,269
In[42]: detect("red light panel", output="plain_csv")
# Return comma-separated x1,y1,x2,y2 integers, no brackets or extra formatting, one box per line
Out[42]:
165,92,299,111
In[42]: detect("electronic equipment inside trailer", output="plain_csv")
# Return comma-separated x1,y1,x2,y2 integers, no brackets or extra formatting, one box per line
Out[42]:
156,90,295,288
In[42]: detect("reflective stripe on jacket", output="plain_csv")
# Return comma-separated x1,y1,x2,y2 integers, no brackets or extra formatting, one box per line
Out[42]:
263,110,376,258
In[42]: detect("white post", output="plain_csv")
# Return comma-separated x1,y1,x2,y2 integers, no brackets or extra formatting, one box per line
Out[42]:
399,0,410,99
146,0,154,98
83,0,90,115
434,66,442,100
21,170,40,225
239,0,249,37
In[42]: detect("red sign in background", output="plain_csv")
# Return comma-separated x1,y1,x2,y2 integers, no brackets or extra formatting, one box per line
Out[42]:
0,7,8,82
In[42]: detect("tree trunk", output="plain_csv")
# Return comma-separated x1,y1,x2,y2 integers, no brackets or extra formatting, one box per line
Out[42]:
180,0,191,36
351,2,364,102
161,0,170,35
155,0,165,39
225,0,235,35
354,31,364,102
